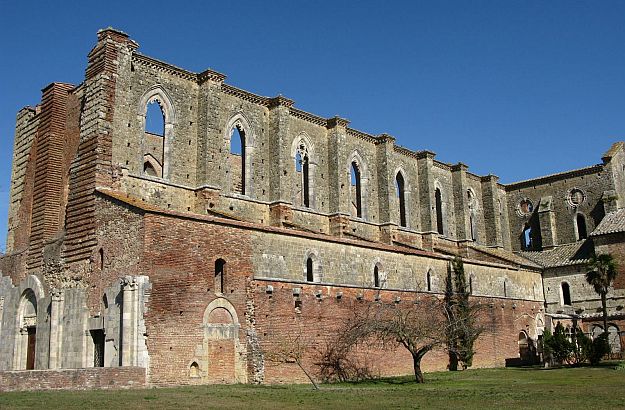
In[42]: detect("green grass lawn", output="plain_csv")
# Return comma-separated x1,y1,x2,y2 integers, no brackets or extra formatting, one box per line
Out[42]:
2,365,624,409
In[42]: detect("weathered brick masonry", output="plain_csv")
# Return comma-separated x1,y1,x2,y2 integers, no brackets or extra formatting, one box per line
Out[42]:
0,367,146,392
0,28,624,390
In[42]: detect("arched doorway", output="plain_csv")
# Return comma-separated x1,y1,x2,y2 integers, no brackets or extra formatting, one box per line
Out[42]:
195,298,247,383
608,325,622,356
16,289,38,370
518,331,535,364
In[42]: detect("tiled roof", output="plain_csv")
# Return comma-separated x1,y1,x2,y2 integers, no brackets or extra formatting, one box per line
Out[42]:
590,208,625,237
469,244,542,269
517,240,593,268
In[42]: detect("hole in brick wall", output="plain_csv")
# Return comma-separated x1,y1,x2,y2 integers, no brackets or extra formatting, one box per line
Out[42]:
168,204,171,208
189,122,193,126
263,332,267,336
262,189,265,195
260,219,264,223
186,174,189,179
295,300,302,311
188,140,191,145
187,207,191,211
180,311,183,315
229,206,234,211
127,142,131,147
283,170,287,176
262,159,264,164
131,64,135,72
230,289,234,293
126,160,129,165
209,203,214,208
127,123,131,128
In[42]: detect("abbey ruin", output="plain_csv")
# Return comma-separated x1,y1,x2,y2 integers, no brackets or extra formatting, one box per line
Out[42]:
0,28,623,390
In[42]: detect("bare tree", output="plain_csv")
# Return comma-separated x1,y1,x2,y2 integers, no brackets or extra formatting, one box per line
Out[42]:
316,334,375,383
263,330,320,389
341,297,448,383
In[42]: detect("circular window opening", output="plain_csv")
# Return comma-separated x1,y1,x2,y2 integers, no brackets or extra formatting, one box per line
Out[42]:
519,199,533,215
568,188,585,207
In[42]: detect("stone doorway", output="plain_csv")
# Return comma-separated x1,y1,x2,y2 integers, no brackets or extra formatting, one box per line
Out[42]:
26,327,36,370
192,298,247,383
91,329,105,367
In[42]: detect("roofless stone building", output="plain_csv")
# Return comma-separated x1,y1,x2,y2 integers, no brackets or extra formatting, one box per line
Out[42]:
0,28,623,390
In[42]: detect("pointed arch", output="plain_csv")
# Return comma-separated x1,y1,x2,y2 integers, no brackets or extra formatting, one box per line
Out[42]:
371,260,385,288
224,113,255,196
143,154,162,177
303,250,322,283
467,188,478,241
138,86,176,179
434,182,445,235
347,151,369,219
291,133,316,208
394,168,409,228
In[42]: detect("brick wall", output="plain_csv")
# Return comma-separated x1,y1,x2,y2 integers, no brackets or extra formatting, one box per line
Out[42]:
252,280,542,383
0,367,146,392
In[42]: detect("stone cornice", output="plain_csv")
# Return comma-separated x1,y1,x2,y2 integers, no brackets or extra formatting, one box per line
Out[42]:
221,84,269,105
198,68,226,84
289,107,327,126
480,174,499,184
505,164,604,191
433,160,452,171
267,95,294,109
451,162,469,172
326,116,350,129
376,133,395,144
394,145,420,160
345,128,377,144
416,150,436,160
132,53,198,82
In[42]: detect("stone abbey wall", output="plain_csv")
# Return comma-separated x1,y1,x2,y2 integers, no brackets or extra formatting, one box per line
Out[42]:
0,27,623,388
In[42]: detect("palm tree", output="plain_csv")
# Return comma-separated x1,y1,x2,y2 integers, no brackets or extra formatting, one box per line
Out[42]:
586,253,618,334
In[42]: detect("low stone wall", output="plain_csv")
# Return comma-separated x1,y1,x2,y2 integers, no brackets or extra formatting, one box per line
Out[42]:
0,367,146,392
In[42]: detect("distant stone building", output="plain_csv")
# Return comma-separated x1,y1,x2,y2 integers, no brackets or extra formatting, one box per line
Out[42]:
0,28,623,390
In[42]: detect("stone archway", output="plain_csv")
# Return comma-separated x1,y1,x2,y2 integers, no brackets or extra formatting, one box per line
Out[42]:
518,331,535,364
194,298,247,383
15,289,37,370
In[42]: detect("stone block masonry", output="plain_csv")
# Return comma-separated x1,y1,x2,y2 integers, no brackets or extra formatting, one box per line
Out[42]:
0,27,623,389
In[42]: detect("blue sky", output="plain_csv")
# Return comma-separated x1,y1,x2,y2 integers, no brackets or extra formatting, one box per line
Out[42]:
1,1,624,252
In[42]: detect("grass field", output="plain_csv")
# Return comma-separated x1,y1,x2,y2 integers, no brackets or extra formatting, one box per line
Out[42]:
1,365,624,409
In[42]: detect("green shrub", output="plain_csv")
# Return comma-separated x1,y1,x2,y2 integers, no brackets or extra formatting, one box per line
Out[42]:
588,333,610,365
543,323,574,365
